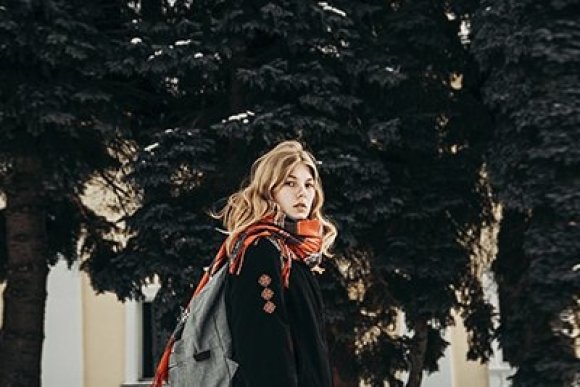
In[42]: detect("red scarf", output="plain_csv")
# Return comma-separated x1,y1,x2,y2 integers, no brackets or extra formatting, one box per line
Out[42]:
151,214,323,387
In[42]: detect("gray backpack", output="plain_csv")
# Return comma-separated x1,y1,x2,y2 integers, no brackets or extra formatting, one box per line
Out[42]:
164,236,285,387
167,262,238,387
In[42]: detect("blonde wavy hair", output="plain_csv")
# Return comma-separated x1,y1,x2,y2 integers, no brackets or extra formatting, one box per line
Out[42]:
212,140,337,257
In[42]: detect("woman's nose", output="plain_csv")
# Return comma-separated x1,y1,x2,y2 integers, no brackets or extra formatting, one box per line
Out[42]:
296,185,306,197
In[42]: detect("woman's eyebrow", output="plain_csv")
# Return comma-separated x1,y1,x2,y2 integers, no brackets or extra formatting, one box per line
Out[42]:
287,174,314,181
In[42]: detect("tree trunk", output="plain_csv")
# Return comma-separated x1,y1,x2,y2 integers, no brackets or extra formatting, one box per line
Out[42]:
406,318,428,387
0,153,49,387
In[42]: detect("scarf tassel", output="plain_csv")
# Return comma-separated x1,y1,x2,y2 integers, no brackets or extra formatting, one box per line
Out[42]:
150,337,175,387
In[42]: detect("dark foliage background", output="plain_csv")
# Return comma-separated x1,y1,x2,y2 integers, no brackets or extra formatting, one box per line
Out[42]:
1,0,578,386
81,1,497,386
0,0,132,384
471,0,580,385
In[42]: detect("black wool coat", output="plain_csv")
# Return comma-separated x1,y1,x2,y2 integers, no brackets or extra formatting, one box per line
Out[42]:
224,238,333,387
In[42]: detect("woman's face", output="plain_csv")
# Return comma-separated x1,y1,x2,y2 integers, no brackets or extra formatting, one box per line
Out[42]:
273,163,316,220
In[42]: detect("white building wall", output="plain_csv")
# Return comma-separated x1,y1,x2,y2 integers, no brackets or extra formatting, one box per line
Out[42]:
483,271,515,387
395,313,455,387
422,332,454,387
42,259,84,387
125,300,142,385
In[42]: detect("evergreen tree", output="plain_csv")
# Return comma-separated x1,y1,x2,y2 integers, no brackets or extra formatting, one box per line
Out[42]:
323,1,496,385
0,1,131,385
471,1,580,385
82,0,362,380
87,2,499,387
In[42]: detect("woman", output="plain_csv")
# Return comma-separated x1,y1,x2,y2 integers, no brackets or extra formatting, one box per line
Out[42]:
153,140,337,387
214,140,337,387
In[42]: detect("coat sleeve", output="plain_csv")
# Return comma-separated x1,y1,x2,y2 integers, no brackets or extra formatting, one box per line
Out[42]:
225,238,298,387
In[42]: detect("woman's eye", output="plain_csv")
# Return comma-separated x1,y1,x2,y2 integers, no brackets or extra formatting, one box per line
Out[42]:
284,181,314,189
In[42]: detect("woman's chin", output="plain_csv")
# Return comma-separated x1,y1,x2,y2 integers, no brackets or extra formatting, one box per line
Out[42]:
286,212,308,220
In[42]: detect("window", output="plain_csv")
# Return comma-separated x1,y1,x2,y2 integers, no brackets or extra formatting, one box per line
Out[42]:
141,301,155,379
123,284,160,387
